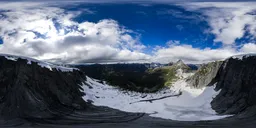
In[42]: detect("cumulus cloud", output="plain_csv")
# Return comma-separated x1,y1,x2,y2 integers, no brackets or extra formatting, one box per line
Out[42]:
240,43,256,53
0,2,149,64
180,2,256,45
153,44,240,64
0,2,255,64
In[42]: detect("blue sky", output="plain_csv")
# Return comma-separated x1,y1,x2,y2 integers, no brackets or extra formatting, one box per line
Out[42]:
68,4,217,49
0,1,255,63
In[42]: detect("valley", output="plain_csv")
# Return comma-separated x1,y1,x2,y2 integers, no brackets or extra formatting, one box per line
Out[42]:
0,54,255,127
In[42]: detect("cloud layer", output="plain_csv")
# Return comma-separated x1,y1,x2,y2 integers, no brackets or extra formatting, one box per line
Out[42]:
0,2,255,64
0,2,149,64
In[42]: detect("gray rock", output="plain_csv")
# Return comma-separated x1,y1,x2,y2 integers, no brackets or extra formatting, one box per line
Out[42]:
186,61,223,88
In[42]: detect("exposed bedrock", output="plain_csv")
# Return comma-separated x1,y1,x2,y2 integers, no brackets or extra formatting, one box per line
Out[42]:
0,56,143,126
0,56,87,119
186,61,223,88
2,54,256,127
211,56,256,117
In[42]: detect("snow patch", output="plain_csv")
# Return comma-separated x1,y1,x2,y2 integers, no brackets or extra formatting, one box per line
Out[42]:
2,54,76,72
82,75,232,121
231,54,256,60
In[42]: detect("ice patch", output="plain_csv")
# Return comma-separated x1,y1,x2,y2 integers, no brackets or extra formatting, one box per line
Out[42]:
82,76,232,121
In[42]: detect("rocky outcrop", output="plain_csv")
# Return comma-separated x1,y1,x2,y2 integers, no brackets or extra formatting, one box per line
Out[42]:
211,55,256,116
0,55,143,126
0,56,87,119
186,61,223,88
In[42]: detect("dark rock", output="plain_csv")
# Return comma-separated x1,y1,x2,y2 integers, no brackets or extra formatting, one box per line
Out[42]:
76,64,167,93
0,56,87,119
0,55,144,126
211,56,256,116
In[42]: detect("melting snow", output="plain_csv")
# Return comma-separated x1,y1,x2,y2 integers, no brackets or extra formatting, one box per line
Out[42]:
82,74,231,121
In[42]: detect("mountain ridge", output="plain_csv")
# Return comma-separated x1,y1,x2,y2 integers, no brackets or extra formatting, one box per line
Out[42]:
0,54,256,127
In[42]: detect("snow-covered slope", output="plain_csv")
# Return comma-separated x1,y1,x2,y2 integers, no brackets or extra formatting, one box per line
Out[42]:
82,70,231,121
1,54,76,72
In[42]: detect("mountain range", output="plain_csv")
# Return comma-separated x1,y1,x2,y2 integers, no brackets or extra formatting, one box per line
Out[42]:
0,54,255,127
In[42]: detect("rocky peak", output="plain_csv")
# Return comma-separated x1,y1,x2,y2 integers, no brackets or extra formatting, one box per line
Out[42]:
172,59,191,72
175,59,184,65
173,59,186,67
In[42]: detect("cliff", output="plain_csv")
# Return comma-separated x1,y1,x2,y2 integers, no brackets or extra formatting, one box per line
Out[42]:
186,61,223,88
0,55,142,126
0,55,86,119
211,55,256,117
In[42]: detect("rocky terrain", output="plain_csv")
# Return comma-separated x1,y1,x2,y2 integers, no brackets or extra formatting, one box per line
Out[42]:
0,55,143,127
211,55,256,116
0,54,256,127
187,61,223,88
0,56,87,118
77,60,193,92
77,63,165,92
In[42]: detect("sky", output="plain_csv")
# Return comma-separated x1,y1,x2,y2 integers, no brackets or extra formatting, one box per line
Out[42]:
0,1,256,64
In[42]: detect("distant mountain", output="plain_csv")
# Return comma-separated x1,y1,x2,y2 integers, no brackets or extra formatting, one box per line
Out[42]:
172,59,191,72
187,64,201,70
77,63,166,92
77,60,194,92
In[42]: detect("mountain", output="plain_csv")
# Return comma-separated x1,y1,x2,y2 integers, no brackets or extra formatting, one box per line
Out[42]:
172,59,191,72
1,54,256,127
0,55,87,119
77,60,192,92
187,64,201,70
77,63,165,92
186,61,223,88
82,54,256,126
0,54,142,126
211,54,256,116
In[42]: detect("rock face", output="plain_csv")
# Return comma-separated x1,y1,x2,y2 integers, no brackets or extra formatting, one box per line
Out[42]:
0,56,87,119
211,55,256,116
1,54,256,127
0,55,143,126
187,61,223,88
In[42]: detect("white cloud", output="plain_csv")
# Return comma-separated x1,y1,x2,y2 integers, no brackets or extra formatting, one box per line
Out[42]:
0,2,255,64
153,44,240,64
0,2,149,64
166,40,180,47
180,2,256,45
240,43,256,53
